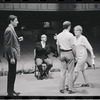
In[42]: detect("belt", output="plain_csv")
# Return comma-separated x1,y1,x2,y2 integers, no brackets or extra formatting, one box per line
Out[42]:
60,49,72,52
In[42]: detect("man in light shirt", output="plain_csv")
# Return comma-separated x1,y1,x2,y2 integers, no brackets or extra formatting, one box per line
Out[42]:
57,21,76,94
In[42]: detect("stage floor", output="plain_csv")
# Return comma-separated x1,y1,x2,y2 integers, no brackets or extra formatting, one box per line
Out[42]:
0,57,100,96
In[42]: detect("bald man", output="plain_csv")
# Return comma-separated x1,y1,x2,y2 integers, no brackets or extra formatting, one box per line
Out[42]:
34,34,53,80
57,21,76,94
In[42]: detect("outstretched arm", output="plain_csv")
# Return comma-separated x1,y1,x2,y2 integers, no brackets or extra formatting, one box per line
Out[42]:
83,37,95,69
83,37,95,59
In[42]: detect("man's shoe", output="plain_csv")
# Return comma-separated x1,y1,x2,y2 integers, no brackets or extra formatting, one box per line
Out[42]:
7,93,13,96
59,90,64,94
13,91,20,96
81,83,90,87
68,90,76,94
66,85,69,91
38,76,43,80
7,93,17,96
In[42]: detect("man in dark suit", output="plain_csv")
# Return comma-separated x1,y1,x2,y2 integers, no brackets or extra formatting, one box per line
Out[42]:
3,15,23,96
34,34,53,80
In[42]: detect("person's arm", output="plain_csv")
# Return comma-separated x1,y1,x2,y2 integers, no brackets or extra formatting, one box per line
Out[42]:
71,35,76,57
36,42,47,54
33,49,36,60
18,36,23,41
71,44,76,57
83,37,95,59
36,42,43,51
83,37,95,69
57,44,60,56
56,36,60,56
45,44,51,54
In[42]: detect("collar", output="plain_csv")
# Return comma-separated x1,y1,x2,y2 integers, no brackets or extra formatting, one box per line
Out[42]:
76,34,82,39
41,41,46,44
9,24,18,38
63,29,69,32
9,24,14,31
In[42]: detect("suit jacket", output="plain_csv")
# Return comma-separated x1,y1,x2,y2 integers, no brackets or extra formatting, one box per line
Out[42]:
3,25,20,59
35,42,51,59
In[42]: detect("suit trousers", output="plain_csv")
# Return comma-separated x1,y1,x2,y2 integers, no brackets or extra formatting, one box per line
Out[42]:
59,51,74,90
7,58,17,95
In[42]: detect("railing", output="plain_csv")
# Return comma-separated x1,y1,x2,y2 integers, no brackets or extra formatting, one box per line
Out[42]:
0,3,100,11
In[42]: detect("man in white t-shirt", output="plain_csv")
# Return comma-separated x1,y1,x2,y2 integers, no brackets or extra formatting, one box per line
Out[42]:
57,21,76,94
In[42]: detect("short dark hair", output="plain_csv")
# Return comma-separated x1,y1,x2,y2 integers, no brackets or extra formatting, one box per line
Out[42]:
63,21,71,29
8,15,17,23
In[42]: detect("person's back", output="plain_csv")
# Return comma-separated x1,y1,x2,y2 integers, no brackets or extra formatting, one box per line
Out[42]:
57,30,74,51
57,21,76,94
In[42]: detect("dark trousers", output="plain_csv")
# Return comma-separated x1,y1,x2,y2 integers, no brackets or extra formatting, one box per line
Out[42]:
7,58,17,95
36,58,53,76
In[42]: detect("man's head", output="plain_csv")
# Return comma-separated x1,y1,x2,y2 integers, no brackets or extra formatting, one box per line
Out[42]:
63,21,71,31
41,34,47,42
8,15,19,27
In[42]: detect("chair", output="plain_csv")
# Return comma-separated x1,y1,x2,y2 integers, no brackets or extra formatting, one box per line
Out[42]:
33,49,47,79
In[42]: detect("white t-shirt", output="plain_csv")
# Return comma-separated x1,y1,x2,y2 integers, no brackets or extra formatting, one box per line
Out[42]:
57,29,74,50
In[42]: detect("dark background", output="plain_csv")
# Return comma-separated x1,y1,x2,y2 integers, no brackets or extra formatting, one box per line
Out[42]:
0,11,100,57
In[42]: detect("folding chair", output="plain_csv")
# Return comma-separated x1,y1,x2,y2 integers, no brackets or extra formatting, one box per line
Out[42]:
34,62,47,79
33,49,47,79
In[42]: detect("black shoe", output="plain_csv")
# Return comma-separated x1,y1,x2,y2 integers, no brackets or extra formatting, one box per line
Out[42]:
53,54,58,58
7,93,13,96
38,76,43,80
68,90,76,94
66,85,69,91
13,91,20,96
81,83,90,87
7,93,18,96
88,65,92,67
59,90,64,94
